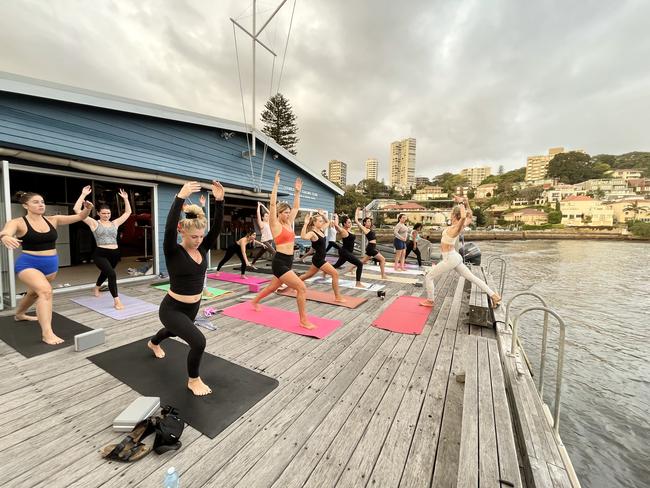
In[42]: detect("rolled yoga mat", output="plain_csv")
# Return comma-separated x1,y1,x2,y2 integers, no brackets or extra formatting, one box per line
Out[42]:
0,312,93,358
71,294,159,320
221,301,342,339
276,288,368,309
88,338,278,439
371,295,433,334
152,283,231,300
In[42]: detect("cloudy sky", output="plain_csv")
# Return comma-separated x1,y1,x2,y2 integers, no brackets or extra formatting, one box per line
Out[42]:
1,0,649,183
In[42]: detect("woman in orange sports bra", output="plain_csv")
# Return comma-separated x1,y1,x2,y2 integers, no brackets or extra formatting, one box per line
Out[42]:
251,170,316,329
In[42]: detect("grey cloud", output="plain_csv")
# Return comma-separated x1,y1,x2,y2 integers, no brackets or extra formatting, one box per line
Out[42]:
1,0,649,184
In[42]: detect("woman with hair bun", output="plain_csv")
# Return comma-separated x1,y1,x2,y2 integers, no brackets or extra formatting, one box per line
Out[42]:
0,191,93,344
354,207,387,279
215,230,262,278
147,180,224,396
73,185,132,309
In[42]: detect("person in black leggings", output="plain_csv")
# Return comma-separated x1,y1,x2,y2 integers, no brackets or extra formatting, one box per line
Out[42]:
215,231,261,278
354,207,387,278
405,222,423,267
297,211,345,302
331,214,364,287
148,180,224,396
74,186,132,309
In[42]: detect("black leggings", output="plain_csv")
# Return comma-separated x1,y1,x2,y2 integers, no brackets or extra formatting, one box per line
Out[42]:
325,241,340,253
405,241,422,266
151,295,204,378
94,247,121,298
217,244,246,274
333,249,363,282
251,240,275,264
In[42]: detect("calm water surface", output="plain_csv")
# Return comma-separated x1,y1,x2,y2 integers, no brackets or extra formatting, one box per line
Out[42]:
478,240,649,488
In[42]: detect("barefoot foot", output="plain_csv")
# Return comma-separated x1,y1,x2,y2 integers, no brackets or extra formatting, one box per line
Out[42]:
251,301,261,312
42,333,64,345
147,340,165,358
300,320,317,330
114,298,124,310
355,282,366,289
93,286,101,297
490,294,502,308
335,296,346,303
188,377,212,396
14,313,39,322
419,300,434,307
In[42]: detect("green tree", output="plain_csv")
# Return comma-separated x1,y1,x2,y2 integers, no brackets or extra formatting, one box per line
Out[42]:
431,172,469,193
498,165,505,175
548,210,562,224
260,93,299,155
335,186,369,217
547,151,602,184
472,207,487,226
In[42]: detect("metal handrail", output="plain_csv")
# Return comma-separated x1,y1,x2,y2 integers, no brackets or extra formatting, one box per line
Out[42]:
512,306,567,435
486,256,507,295
506,292,550,397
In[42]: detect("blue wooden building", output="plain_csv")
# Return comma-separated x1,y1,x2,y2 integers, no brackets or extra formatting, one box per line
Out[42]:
0,71,342,307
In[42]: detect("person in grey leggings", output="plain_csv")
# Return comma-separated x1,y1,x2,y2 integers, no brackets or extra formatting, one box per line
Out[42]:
420,199,501,308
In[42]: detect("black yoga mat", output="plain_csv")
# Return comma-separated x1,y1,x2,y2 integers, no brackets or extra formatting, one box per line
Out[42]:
88,338,279,439
0,312,92,358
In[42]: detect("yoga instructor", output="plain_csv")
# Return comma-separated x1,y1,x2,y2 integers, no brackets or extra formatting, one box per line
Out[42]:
147,180,224,396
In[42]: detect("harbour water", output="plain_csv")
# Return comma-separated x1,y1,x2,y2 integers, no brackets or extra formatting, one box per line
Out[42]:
478,240,649,488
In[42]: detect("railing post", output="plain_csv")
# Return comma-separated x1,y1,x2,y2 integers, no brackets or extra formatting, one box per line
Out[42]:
512,306,567,434
486,256,507,296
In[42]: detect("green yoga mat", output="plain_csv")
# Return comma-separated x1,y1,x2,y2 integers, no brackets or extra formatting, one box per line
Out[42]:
152,283,231,300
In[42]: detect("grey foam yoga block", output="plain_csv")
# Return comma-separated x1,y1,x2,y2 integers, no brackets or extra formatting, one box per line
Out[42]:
113,396,160,432
74,328,105,351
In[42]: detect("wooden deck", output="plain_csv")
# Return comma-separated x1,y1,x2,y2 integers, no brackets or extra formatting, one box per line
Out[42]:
0,266,522,488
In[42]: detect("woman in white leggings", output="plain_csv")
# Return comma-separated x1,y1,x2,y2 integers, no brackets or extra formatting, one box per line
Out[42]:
420,199,501,308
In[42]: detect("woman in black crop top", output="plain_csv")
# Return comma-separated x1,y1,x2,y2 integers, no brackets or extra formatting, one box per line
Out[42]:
331,214,364,287
0,191,92,345
147,180,224,396
297,210,346,303
354,207,387,279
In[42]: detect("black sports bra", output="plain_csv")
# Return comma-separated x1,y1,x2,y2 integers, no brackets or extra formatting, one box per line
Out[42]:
366,230,376,241
20,216,58,251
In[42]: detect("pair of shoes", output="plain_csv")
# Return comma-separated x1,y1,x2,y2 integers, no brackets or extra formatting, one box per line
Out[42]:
100,419,154,462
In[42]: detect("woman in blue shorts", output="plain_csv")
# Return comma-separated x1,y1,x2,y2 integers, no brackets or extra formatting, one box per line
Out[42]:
0,191,92,344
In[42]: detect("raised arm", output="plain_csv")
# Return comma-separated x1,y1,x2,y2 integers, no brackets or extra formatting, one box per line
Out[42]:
256,202,264,228
165,181,201,253
332,214,349,238
53,201,93,226
289,177,302,222
300,212,316,240
73,186,98,229
448,204,467,237
200,180,225,252
354,207,370,235
0,218,22,249
112,189,132,227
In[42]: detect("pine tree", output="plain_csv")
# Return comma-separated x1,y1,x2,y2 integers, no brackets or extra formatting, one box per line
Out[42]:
260,93,299,155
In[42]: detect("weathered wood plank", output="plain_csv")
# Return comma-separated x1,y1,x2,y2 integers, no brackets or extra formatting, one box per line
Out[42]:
457,336,479,487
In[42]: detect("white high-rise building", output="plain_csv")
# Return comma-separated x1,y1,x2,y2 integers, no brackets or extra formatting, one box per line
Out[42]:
460,166,492,188
328,160,347,187
390,138,416,191
365,158,379,181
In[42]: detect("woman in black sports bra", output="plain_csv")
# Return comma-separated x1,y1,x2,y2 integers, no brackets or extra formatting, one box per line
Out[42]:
297,211,346,302
0,191,92,345
354,207,387,279
331,214,364,287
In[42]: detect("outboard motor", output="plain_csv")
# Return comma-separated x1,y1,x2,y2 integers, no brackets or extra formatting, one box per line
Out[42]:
459,242,482,265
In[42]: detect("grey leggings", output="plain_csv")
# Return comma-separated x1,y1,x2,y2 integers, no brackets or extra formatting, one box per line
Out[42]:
424,250,494,301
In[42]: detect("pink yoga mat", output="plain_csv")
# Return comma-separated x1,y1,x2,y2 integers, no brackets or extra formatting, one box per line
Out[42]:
207,272,270,286
221,302,342,339
277,288,367,309
372,296,433,334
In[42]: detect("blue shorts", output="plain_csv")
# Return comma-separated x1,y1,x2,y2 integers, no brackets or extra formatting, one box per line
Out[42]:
15,253,59,276
394,238,406,250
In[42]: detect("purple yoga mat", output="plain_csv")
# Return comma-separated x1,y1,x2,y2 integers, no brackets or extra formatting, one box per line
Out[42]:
71,294,159,320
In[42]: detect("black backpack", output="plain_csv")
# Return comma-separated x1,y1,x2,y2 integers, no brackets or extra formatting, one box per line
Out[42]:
152,405,184,454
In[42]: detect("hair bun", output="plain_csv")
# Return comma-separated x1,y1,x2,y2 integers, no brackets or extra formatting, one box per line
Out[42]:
185,212,198,219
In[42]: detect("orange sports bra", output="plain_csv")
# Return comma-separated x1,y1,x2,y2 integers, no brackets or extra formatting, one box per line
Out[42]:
274,225,295,245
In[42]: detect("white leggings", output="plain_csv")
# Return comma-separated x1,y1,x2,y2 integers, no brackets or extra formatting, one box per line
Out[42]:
424,250,495,301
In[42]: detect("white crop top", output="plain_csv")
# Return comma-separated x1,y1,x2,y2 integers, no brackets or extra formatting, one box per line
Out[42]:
440,228,459,246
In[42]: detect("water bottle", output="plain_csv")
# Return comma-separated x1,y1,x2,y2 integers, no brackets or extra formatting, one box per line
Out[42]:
163,467,180,488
